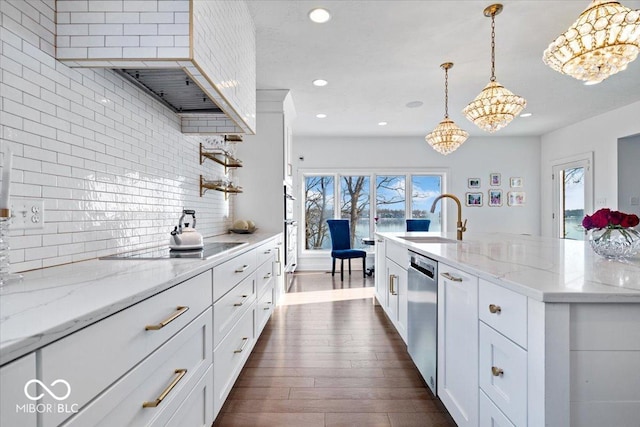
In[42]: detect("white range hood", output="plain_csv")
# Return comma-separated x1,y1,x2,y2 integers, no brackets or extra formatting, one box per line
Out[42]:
56,0,256,135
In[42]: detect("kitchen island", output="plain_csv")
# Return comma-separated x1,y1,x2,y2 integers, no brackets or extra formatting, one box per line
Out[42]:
376,231,640,427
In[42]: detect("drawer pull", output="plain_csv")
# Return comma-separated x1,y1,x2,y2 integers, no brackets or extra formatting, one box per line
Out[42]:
233,295,249,307
389,274,398,295
491,366,504,377
440,272,463,282
145,306,189,330
263,302,272,310
489,304,502,314
263,249,272,254
235,264,250,273
263,272,272,279
234,337,249,353
142,368,187,408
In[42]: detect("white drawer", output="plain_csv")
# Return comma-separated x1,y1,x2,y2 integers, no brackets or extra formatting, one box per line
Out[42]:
213,305,255,418
386,240,407,268
479,322,527,427
255,258,274,300
41,271,212,427
1,354,37,427
255,239,277,268
165,365,213,427
213,274,255,349
479,279,527,348
256,284,274,335
213,249,257,302
63,308,212,427
479,390,516,427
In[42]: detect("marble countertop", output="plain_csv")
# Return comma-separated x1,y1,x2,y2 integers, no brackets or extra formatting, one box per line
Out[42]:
0,232,279,366
381,231,640,303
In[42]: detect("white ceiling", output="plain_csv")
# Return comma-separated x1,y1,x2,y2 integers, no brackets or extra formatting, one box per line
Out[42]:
246,0,640,138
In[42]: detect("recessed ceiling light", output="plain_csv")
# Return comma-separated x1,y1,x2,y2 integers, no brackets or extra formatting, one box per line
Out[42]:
520,113,532,118
316,113,327,118
378,121,388,126
308,8,331,23
406,101,424,108
312,79,328,87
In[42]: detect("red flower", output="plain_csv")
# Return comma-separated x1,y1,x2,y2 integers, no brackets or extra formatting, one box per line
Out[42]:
608,210,623,226
621,214,640,228
582,215,593,229
590,209,610,229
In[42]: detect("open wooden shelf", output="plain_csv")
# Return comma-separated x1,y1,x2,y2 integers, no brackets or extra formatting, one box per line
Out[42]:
199,143,243,173
200,175,243,199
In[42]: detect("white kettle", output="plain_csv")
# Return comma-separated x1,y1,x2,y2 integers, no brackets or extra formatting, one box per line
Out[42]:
170,209,204,250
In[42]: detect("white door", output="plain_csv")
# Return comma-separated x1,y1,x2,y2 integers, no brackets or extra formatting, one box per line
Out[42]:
551,153,593,240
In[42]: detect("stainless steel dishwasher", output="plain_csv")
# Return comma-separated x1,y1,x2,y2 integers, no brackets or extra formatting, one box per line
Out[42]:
407,251,438,395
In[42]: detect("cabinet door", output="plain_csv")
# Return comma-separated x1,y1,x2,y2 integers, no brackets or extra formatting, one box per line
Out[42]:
386,260,400,324
438,264,479,427
0,354,37,427
374,237,386,306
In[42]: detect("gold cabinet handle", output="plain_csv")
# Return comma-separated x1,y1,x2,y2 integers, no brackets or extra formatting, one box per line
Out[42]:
145,306,189,330
233,295,249,307
142,369,187,408
235,264,250,273
489,304,502,314
263,272,272,279
491,366,504,377
440,272,463,282
234,337,249,353
389,274,398,295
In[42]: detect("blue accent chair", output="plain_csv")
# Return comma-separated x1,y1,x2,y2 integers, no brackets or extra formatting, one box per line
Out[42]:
327,219,366,281
406,219,431,231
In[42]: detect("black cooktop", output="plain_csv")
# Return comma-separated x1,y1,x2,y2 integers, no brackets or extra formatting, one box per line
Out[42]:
100,242,245,260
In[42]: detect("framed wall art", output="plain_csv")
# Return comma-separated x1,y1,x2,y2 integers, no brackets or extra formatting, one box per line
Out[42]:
508,191,526,206
468,178,481,189
489,173,501,186
510,177,523,188
488,189,502,207
466,192,483,207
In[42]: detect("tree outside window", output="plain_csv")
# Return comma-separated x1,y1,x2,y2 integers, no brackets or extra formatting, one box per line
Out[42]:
304,176,334,250
340,176,370,249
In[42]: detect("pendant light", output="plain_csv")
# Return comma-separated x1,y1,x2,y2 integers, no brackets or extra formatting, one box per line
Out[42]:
463,4,527,133
426,62,469,156
542,1,640,85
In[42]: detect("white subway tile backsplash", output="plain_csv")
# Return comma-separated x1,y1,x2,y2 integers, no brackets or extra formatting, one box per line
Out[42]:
70,12,106,24
89,1,123,13
105,35,139,46
122,46,156,58
140,12,176,24
157,23,188,35
123,1,159,13
2,0,235,272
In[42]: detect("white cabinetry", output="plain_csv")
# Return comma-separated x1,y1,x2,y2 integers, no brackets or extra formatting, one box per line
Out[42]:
0,353,36,427
374,236,386,307
438,263,479,427
382,240,408,343
478,279,528,427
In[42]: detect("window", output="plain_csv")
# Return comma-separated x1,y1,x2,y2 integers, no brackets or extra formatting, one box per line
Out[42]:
303,172,444,252
304,175,334,250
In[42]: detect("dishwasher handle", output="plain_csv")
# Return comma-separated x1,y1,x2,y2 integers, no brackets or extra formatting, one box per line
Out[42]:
409,254,436,279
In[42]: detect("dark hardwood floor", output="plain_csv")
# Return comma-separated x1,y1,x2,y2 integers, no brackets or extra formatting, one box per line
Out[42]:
213,271,456,427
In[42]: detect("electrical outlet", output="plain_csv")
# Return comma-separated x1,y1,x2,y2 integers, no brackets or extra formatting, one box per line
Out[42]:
10,198,44,230
631,196,640,206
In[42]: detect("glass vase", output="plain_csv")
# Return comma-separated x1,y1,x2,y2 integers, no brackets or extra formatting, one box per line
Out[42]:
588,227,640,260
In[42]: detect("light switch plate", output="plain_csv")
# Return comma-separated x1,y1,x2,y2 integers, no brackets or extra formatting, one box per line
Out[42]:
10,198,44,230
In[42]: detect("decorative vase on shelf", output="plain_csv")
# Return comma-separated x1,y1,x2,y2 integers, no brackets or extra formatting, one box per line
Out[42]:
588,227,640,260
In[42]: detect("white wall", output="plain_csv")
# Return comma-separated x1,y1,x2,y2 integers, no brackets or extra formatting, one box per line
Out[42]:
540,101,640,236
618,134,640,216
0,1,234,272
294,135,541,270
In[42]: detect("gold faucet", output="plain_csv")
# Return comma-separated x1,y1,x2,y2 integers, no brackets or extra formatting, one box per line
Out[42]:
430,194,467,241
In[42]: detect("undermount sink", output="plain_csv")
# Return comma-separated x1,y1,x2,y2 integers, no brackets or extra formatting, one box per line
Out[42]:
399,236,458,244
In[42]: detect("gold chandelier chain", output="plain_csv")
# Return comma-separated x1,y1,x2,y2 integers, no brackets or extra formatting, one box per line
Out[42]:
490,13,496,82
444,67,449,118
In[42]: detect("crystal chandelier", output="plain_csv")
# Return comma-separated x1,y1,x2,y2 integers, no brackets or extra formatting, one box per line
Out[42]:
463,4,526,133
542,1,640,85
426,63,469,155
